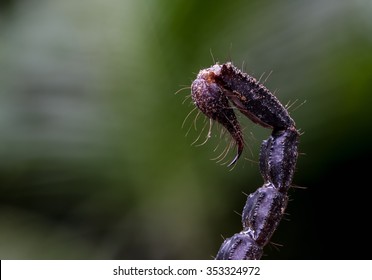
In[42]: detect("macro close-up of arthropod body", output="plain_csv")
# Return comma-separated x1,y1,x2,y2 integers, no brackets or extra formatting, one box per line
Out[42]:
191,62,300,260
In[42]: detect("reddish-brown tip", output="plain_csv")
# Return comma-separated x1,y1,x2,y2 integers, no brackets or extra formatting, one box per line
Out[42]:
191,66,244,166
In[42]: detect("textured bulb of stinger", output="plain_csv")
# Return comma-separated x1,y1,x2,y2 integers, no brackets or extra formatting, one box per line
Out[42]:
191,68,244,166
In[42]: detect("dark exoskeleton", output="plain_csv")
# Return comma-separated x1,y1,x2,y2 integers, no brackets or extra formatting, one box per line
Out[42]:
191,63,300,260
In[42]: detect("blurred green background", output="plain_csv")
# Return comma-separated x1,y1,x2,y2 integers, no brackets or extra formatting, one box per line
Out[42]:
1,0,371,259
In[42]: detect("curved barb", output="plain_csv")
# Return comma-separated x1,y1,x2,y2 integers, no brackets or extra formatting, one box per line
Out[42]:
188,62,300,259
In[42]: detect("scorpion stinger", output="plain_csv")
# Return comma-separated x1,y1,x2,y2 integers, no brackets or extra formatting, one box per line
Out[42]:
191,67,244,167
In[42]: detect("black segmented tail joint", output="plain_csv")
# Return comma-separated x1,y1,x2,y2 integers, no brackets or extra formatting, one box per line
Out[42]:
190,62,300,259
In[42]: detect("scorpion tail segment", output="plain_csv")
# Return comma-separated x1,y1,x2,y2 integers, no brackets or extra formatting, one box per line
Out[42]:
241,184,288,247
191,68,244,166
217,63,295,130
267,127,300,193
215,232,263,260
259,127,299,193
